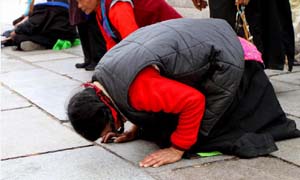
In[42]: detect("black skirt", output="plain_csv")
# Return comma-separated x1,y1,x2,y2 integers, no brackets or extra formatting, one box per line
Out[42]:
139,61,300,158
190,61,300,157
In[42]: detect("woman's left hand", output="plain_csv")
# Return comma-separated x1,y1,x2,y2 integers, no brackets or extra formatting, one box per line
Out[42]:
139,147,184,168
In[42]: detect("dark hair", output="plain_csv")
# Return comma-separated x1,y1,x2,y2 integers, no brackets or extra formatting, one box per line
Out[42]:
67,88,110,141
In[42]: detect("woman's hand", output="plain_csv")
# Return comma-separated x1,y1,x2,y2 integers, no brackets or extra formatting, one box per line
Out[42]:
192,0,208,11
236,0,250,6
139,147,184,168
101,124,138,143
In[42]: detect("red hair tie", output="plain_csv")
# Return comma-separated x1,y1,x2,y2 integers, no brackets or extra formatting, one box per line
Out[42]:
82,82,119,127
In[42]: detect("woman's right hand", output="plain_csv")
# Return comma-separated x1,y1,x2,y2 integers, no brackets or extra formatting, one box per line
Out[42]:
101,124,139,143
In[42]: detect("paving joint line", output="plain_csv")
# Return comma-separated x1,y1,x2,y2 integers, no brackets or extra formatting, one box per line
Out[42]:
268,70,300,78
286,113,300,119
2,51,84,84
1,83,68,124
1,145,94,161
93,143,160,179
269,154,300,168
172,156,239,171
271,79,300,87
1,105,33,112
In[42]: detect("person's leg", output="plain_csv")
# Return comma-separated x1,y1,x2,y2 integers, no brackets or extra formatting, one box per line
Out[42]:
13,34,48,51
76,22,91,68
76,13,106,70
245,0,264,54
84,14,106,71
277,0,295,70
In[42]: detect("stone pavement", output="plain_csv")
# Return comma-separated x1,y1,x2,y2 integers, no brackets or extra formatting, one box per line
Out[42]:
1,1,300,180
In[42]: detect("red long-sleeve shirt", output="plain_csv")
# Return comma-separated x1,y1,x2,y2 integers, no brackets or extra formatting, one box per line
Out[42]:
128,67,205,150
96,2,139,50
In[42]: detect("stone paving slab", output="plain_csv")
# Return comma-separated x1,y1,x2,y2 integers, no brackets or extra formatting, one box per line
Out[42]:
0,69,80,120
35,57,84,75
265,69,289,76
272,138,300,166
277,90,300,117
1,56,36,73
66,121,233,174
1,146,155,180
67,71,94,82
2,48,56,57
62,46,84,57
0,68,78,89
153,157,300,180
1,52,9,58
20,51,79,63
270,72,300,85
1,86,31,110
96,139,233,174
12,84,80,120
270,79,300,93
291,65,300,72
1,107,90,160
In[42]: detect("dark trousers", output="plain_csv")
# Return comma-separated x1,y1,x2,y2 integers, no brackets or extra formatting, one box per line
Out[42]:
77,13,106,66
209,0,295,71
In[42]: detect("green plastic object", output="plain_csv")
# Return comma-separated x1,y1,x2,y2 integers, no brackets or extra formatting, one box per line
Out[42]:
72,38,81,46
52,39,64,50
52,39,79,50
62,40,71,49
197,151,222,157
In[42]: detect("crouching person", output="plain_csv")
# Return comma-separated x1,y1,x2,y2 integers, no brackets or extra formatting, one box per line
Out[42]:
67,18,300,168
9,0,78,51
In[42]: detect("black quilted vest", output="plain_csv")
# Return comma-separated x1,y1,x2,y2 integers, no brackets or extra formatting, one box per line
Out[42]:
93,18,244,136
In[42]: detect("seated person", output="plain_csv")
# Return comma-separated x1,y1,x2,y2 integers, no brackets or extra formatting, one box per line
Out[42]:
67,18,300,168
4,0,78,51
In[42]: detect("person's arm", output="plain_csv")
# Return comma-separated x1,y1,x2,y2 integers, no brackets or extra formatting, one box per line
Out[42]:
108,1,139,39
129,66,205,167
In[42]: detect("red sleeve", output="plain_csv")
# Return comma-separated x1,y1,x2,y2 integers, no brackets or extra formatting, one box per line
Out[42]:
109,2,139,39
128,66,205,150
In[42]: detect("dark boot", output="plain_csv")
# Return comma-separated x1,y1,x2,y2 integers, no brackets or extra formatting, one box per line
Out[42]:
75,58,89,68
84,63,97,71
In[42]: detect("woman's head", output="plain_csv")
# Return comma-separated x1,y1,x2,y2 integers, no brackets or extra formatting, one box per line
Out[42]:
67,87,111,141
76,0,99,15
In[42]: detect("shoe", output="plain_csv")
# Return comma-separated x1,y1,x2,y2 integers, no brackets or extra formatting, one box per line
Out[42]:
85,63,97,71
20,41,46,51
75,62,88,68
